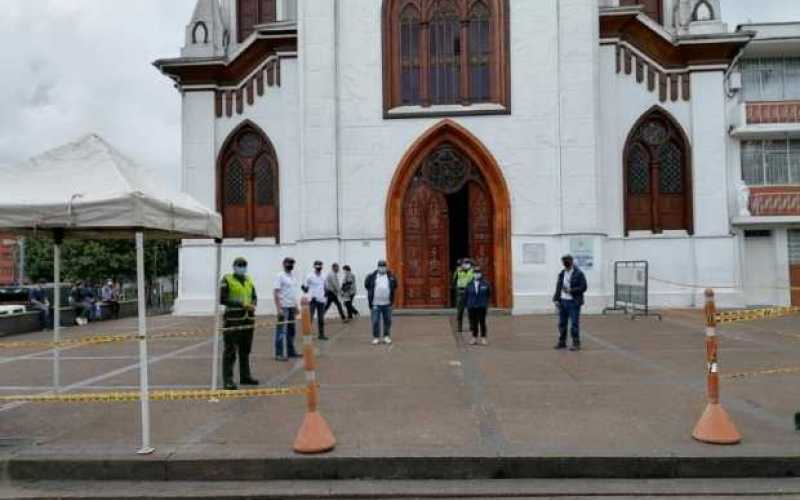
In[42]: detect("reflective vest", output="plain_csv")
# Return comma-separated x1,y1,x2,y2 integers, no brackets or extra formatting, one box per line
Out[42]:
454,269,475,289
224,274,255,308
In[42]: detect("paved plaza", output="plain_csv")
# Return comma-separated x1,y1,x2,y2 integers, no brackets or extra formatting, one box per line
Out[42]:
0,307,797,465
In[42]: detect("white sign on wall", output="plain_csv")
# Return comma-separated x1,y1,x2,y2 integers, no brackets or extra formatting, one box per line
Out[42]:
570,238,594,270
522,243,546,265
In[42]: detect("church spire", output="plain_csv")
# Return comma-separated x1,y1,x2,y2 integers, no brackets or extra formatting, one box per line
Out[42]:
181,0,230,58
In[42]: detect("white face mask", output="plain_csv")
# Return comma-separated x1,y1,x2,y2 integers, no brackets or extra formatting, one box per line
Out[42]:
462,263,471,270
474,273,483,280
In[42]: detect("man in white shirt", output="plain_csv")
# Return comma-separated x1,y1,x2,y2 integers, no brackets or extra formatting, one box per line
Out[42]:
303,260,329,341
552,254,588,351
273,257,300,361
364,260,398,345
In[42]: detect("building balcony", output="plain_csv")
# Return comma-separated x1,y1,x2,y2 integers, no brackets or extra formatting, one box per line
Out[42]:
749,186,800,216
730,101,800,139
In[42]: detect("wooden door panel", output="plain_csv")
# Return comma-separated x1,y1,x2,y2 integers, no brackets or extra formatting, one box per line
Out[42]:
659,194,685,230
468,182,493,304
402,182,449,308
791,265,800,306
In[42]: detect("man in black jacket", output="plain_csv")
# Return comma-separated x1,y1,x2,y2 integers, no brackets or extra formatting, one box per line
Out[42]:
364,260,398,345
552,255,588,351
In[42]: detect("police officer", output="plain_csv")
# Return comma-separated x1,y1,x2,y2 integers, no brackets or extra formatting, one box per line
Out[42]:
452,258,475,332
220,257,259,390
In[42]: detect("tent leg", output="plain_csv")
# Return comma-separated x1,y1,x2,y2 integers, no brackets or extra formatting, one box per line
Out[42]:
210,239,223,399
136,232,155,456
52,238,61,392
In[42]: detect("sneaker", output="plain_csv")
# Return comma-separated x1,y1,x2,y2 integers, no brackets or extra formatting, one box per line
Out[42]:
570,344,582,352
223,382,238,391
372,338,381,345
240,377,260,386
383,336,392,345
469,338,478,345
554,343,567,350
318,335,330,341
274,356,289,362
480,338,488,346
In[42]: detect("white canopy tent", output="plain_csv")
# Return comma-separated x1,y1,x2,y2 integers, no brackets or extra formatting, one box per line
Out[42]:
0,134,223,454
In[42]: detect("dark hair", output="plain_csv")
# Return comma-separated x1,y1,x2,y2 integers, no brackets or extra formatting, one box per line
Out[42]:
314,260,323,266
343,265,351,271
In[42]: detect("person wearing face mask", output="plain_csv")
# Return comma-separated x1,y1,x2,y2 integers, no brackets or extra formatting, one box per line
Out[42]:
452,258,475,332
303,260,329,341
273,257,300,361
219,257,259,390
464,266,491,346
364,260,398,345
552,254,588,352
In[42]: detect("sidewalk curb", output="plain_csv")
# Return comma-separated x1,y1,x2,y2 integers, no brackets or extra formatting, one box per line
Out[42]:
5,456,800,481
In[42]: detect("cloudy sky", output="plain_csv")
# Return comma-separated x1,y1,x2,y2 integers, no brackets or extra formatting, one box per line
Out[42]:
0,0,799,189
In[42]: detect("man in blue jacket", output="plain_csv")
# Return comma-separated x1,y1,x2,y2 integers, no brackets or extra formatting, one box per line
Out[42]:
552,254,588,351
464,266,491,346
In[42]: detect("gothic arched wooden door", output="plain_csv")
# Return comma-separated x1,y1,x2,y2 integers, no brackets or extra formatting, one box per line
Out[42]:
468,181,494,302
402,180,450,308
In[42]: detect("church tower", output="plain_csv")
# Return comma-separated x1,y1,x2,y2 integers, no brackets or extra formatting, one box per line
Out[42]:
675,0,727,35
181,0,230,58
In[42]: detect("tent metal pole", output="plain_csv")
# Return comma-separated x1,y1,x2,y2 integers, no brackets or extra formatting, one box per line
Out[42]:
52,239,61,392
210,239,223,397
136,232,154,455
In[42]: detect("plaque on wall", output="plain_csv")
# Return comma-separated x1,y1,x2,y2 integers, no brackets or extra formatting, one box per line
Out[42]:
522,243,546,265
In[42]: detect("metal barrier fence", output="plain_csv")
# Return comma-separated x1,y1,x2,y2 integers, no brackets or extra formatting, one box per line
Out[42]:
603,261,661,320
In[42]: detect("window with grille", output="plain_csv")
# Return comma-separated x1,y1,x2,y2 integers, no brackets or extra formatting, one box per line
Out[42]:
219,123,279,241
741,139,800,186
741,58,800,102
383,0,509,114
624,108,692,234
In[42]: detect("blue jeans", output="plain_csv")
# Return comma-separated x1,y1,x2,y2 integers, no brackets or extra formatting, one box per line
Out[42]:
558,299,581,345
371,305,392,338
274,307,298,358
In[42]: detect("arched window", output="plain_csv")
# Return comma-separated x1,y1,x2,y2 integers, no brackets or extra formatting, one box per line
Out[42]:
468,1,491,102
692,1,714,21
192,22,209,44
383,0,509,113
237,0,276,43
399,5,421,105
619,0,663,25
218,122,279,241
624,108,693,235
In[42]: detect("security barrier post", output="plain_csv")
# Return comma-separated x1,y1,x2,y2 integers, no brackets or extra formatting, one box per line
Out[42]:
692,289,741,445
293,297,336,454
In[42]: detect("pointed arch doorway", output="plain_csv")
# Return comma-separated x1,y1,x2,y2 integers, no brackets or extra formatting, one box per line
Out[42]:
386,120,512,309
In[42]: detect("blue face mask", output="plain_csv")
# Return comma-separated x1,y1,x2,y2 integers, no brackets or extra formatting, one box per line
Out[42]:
234,266,247,276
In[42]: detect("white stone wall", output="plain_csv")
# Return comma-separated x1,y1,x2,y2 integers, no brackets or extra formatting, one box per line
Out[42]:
174,0,755,315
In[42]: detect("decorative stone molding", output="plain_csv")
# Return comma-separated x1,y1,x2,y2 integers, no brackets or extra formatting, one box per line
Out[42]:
615,44,690,103
749,186,800,216
215,57,282,118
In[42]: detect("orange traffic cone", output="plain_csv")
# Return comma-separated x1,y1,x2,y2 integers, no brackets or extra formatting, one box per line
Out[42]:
293,298,336,454
692,403,741,444
692,289,741,445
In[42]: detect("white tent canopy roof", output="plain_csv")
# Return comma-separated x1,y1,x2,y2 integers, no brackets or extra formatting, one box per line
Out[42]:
0,134,221,239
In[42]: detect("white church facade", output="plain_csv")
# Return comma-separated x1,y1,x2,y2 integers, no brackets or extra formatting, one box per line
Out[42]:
155,0,800,315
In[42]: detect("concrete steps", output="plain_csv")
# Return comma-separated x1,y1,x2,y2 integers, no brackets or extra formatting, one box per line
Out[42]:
5,456,800,482
1,478,800,499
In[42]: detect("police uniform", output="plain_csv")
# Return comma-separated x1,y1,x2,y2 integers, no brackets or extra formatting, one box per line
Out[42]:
453,265,475,332
220,263,258,390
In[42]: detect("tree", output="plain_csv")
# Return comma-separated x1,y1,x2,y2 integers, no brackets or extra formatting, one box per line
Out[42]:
24,237,179,288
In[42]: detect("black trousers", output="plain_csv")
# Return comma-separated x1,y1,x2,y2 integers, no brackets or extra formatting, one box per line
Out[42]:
455,289,466,331
324,291,346,320
468,307,488,338
223,310,255,383
344,299,359,319
105,300,120,319
309,299,326,337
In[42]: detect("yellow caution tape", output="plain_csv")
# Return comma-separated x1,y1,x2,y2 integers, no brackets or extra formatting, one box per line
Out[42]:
723,367,800,380
0,318,301,350
0,385,310,403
